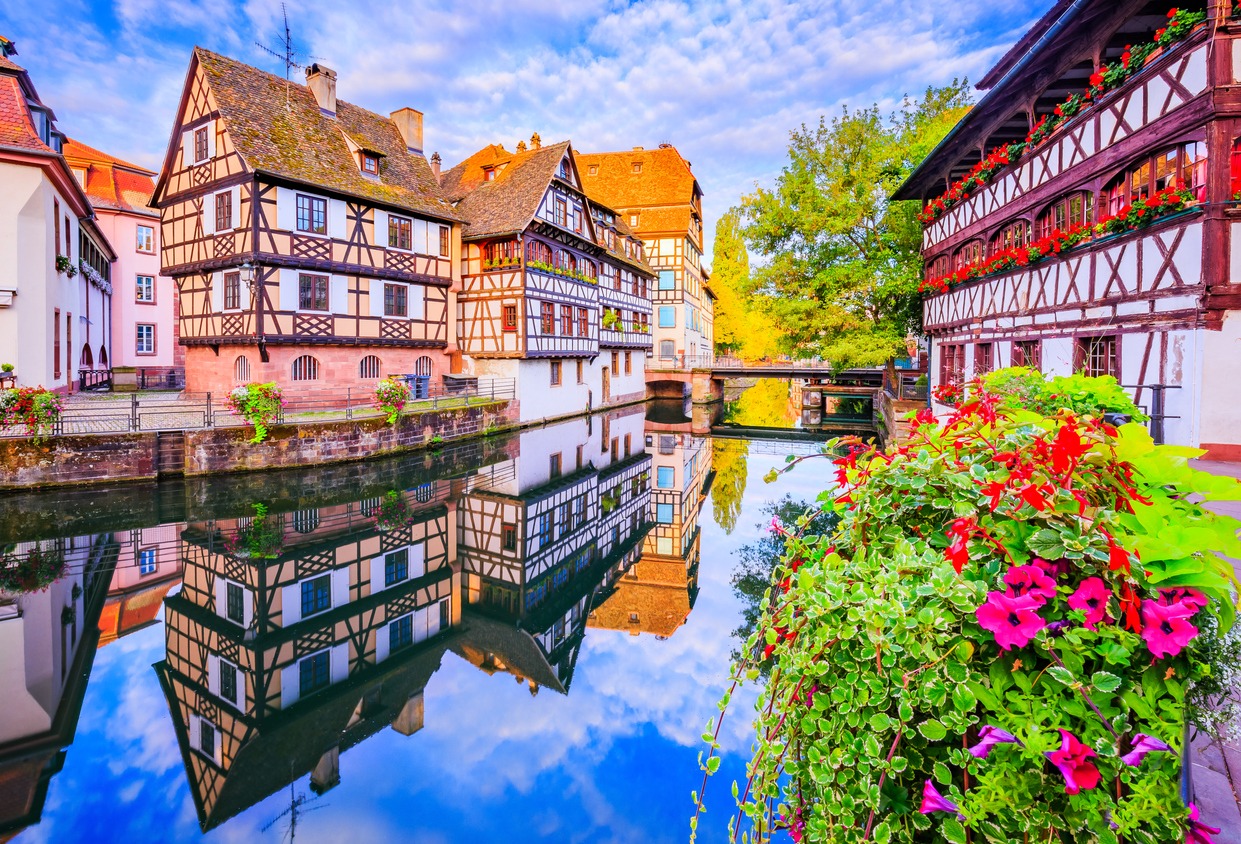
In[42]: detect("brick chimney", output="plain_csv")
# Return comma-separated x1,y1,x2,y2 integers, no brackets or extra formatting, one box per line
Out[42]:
530,132,541,150
390,108,424,154
430,152,441,180
305,63,337,116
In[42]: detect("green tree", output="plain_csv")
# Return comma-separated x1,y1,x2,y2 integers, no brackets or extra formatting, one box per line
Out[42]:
740,83,971,371
712,209,779,360
710,439,748,534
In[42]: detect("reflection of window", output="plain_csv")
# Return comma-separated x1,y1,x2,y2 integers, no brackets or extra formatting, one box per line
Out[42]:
199,721,216,757
656,467,674,488
301,575,331,618
292,509,320,534
549,453,562,478
385,549,409,587
390,614,413,651
220,661,238,706
299,651,330,696
226,581,244,624
138,548,157,575
413,483,434,503
656,503,674,523
502,522,517,551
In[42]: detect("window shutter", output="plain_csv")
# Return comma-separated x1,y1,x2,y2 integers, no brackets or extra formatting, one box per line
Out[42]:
329,275,347,314
330,642,349,683
205,119,217,159
214,577,227,620
370,554,387,593
376,621,390,663
276,186,294,231
202,197,215,236
207,655,220,695
373,209,387,247
413,220,428,255
188,714,200,749
369,281,386,318
181,131,193,169
280,664,300,708
278,269,299,311
409,285,425,320
410,544,426,579
427,600,442,638
210,271,224,312
330,568,349,609
242,588,254,629
328,198,347,239
230,185,242,230
281,583,302,625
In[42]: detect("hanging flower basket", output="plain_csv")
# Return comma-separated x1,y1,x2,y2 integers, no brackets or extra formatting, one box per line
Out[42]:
223,503,284,559
0,544,67,593
374,491,413,532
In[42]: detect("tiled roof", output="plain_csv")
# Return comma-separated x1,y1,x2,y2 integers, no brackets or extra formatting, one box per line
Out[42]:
592,206,654,275
442,140,571,240
193,48,458,222
0,74,50,154
64,137,157,216
575,146,700,210
628,205,692,237
0,35,20,73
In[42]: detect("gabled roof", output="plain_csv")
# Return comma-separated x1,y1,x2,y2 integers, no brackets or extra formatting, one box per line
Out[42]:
63,137,157,217
441,140,574,240
176,48,458,222
590,200,655,276
0,73,47,154
574,145,701,210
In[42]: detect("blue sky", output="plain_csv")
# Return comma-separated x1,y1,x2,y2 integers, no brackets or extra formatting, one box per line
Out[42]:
1,0,1054,254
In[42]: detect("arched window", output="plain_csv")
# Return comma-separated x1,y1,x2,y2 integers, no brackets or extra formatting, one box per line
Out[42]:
99,347,108,367
234,355,251,384
1105,142,1208,215
581,260,597,280
925,254,951,281
359,355,381,379
291,509,320,534
1037,191,1095,239
556,250,577,274
80,345,93,367
414,356,433,377
953,240,984,271
291,355,319,381
990,219,1030,256
484,240,519,267
525,240,552,265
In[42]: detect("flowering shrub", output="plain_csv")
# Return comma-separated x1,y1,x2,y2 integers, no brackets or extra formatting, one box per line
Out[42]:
374,377,411,424
374,490,413,531
931,381,962,406
978,368,1145,421
226,382,284,444
0,387,63,442
697,383,1241,844
223,503,284,559
527,259,598,285
918,9,1206,226
0,543,67,592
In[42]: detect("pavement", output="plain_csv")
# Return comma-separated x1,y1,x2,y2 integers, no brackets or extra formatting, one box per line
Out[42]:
1188,459,1241,842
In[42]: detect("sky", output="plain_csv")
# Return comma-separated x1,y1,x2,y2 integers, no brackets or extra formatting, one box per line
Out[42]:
0,0,1056,258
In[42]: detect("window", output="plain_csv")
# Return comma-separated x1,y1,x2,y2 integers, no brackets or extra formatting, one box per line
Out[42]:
1106,142,1208,214
300,574,332,618
362,154,379,174
385,548,409,587
388,214,412,250
502,304,518,331
220,661,238,706
438,226,450,257
541,302,555,334
234,355,251,384
296,194,327,234
389,614,413,651
384,283,408,317
656,503,673,523
292,509,320,534
578,308,588,336
550,360,562,386
954,240,984,270
611,351,619,373
485,239,519,266
629,213,639,227
550,453,562,477
299,651,330,696
291,355,320,381
199,721,216,758
226,581,244,624
990,220,1029,257
138,548,157,575
502,523,517,551
1012,340,1041,371
554,199,568,228
925,254,951,282
136,225,154,254
483,166,496,182
136,324,155,355
623,434,631,457
656,466,674,488
658,270,675,291
526,240,552,265
299,273,328,311
632,162,642,174
1076,335,1119,378
136,275,155,303
625,352,632,375
660,340,675,359
223,272,241,310
54,199,60,254
939,344,966,388
214,191,232,231
588,165,598,175
974,342,994,375
576,360,584,384
562,305,574,336
193,127,209,162
1037,192,1094,239
658,306,675,328
360,355,381,379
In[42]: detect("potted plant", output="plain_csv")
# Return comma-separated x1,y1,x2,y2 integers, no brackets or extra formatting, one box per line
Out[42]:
1,364,13,374
223,503,284,559
0,544,67,593
55,255,77,277
374,377,411,424
0,386,63,442
227,382,285,443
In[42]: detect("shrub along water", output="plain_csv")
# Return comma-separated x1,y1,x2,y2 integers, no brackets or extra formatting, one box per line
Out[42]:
695,374,1240,844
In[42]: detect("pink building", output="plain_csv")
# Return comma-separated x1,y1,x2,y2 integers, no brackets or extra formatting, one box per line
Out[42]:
64,138,181,385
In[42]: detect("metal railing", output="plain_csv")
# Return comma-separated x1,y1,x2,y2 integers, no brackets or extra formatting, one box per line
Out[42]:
136,367,186,390
1123,383,1182,446
0,378,516,439
883,369,929,402
78,368,113,392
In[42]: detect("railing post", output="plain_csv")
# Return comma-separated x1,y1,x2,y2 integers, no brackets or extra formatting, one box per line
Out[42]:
206,392,213,428
346,387,352,421
1151,385,1165,446
130,392,139,432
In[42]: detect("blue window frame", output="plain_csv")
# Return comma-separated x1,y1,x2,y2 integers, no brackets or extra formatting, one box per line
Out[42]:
658,306,675,328
384,549,409,587
389,614,413,651
658,270,675,290
656,503,674,523
656,467,675,489
299,650,330,696
301,575,331,618
138,548,157,575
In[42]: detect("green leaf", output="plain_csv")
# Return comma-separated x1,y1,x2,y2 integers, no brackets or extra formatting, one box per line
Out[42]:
918,719,948,741
873,820,892,844
1091,671,1122,693
705,756,721,775
1047,665,1076,687
933,761,951,785
941,816,967,844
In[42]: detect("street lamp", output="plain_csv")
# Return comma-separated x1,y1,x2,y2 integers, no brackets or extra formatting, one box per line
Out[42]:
240,261,257,305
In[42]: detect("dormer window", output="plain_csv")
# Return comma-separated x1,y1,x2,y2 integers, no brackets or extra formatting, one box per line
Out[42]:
588,165,598,176
484,166,497,181
362,154,379,175
632,162,642,174
72,167,86,186
558,160,570,179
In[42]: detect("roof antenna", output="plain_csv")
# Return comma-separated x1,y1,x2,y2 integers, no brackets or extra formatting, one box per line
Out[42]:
256,4,321,109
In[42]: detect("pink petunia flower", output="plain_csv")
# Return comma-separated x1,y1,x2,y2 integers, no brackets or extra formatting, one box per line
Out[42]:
1004,564,1057,604
1046,729,1101,794
1068,577,1110,630
1187,803,1221,844
1120,733,1172,767
976,591,1046,650
918,780,959,816
968,725,1022,758
1158,587,1209,612
1034,557,1069,579
1141,600,1199,659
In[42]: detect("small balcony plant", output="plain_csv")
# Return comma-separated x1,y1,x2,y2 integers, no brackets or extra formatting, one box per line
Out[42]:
227,382,284,444
223,503,284,559
54,255,77,277
374,490,413,532
0,543,66,593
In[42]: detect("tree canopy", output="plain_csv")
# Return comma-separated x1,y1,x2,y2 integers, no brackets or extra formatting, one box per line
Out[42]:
738,82,972,369
710,209,779,360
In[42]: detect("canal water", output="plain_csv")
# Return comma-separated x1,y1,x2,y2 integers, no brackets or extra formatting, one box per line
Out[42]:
0,388,841,843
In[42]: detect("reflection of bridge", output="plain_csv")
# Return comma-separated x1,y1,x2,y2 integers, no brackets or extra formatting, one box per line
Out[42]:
709,425,873,442
645,356,885,403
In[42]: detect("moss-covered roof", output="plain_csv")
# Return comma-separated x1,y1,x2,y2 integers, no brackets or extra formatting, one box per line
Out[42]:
441,140,571,240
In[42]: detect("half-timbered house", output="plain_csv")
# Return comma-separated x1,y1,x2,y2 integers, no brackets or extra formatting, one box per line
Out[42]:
442,136,654,423
151,49,461,400
895,0,1241,457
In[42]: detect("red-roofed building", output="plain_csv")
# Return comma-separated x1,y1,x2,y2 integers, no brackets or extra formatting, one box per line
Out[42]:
64,139,181,385
0,36,116,393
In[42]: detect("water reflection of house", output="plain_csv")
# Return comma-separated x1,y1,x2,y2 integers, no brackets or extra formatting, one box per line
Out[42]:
155,485,461,831
97,525,184,646
0,533,118,839
587,553,697,639
644,426,711,564
455,407,653,694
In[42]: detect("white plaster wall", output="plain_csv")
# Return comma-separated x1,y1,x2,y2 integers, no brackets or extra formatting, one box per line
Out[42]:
1199,315,1241,449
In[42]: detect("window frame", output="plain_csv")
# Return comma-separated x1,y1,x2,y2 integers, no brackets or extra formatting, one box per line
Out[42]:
193,127,209,163
300,574,332,619
438,225,450,257
135,323,156,356
388,214,413,251
135,274,155,304
550,360,562,387
298,273,329,312
502,303,518,331
540,302,556,334
214,190,233,232
223,271,242,311
561,304,574,337
383,282,409,318
135,224,155,254
295,194,328,235
384,548,409,587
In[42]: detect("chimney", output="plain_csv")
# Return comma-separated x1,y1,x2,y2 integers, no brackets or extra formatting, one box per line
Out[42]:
516,140,527,153
632,145,644,151
530,132,541,150
305,63,337,116
390,107,424,154
430,152,441,180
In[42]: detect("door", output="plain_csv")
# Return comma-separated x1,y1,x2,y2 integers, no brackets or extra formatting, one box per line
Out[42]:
602,367,610,402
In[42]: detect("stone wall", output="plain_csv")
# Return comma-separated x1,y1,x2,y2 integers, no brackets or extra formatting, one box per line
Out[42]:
0,433,157,491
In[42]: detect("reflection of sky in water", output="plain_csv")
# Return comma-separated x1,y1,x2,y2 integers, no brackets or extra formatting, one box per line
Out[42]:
17,446,825,844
